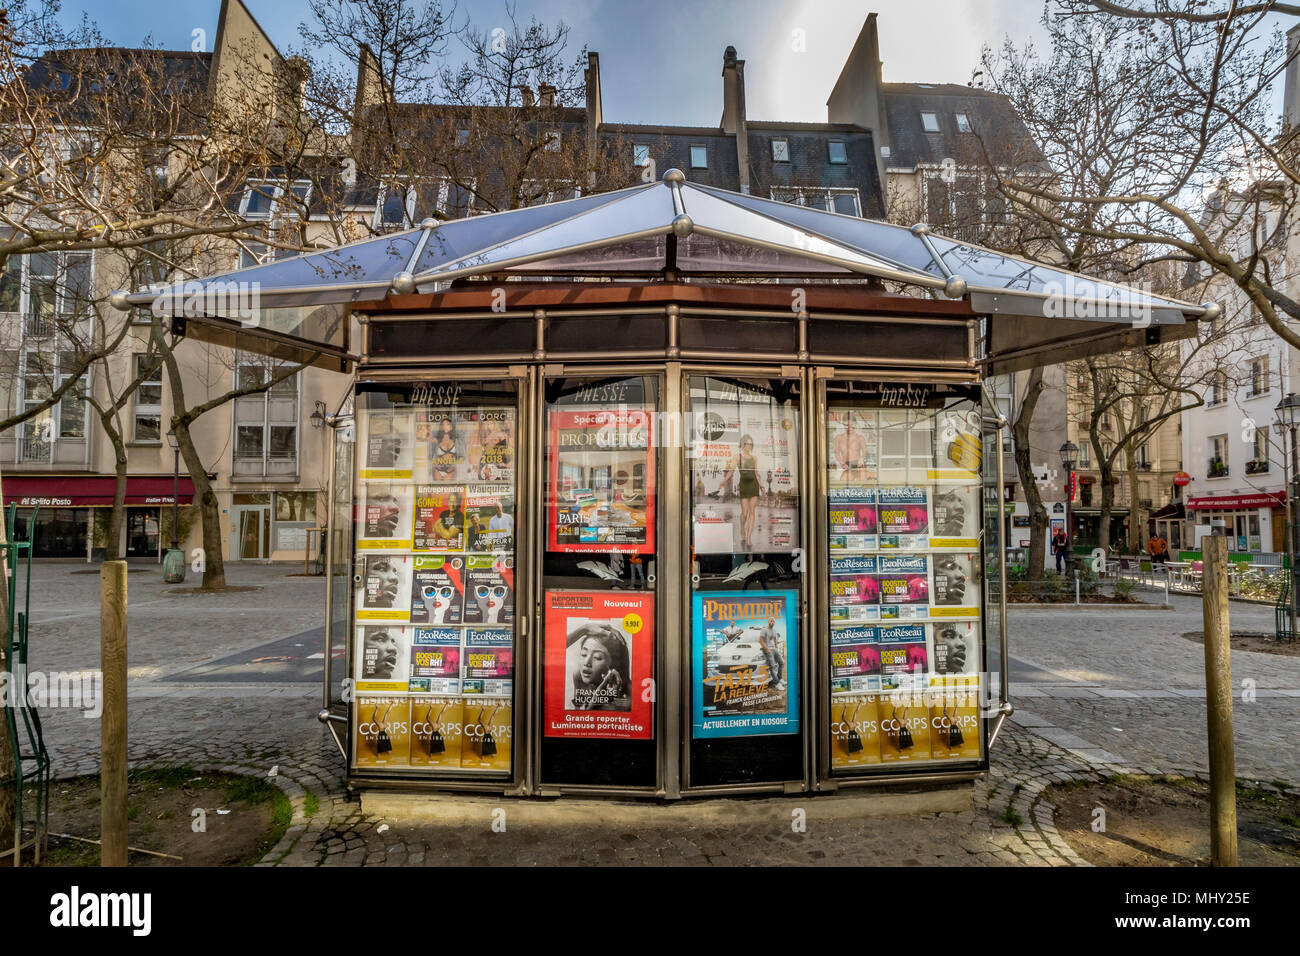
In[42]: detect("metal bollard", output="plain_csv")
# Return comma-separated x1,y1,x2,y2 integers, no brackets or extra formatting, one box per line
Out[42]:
1075,569,1080,605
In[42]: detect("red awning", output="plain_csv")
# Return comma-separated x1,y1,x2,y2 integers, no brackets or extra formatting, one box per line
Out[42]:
2,475,195,507
1185,491,1286,510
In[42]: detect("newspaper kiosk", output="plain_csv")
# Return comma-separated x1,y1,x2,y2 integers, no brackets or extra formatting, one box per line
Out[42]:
119,170,1210,800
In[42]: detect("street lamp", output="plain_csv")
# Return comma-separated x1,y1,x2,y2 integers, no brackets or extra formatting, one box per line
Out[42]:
163,427,186,583
1273,394,1300,641
1060,440,1078,573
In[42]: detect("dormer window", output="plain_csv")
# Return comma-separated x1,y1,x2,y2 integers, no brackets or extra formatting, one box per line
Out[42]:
828,140,847,164
771,138,789,162
632,144,650,167
920,112,940,133
690,145,708,169
955,112,971,133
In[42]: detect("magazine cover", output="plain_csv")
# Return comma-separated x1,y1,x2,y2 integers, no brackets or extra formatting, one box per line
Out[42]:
826,408,878,482
831,693,882,769
460,698,512,771
463,554,515,625
877,554,930,619
931,620,980,681
829,555,881,624
928,689,981,760
409,555,465,626
357,482,414,551
543,591,655,739
355,624,414,689
829,623,882,693
930,483,980,548
356,554,413,621
465,408,516,482
877,409,930,482
463,626,514,682
408,695,464,768
412,485,465,551
408,627,461,694
877,622,929,691
416,411,466,482
828,485,877,552
354,694,410,768
879,691,933,762
877,486,929,549
691,590,799,738
548,407,656,553
931,553,979,613
360,407,414,480
930,405,983,480
464,483,514,554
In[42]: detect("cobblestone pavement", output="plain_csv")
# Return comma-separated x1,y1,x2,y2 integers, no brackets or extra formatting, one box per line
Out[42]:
20,563,1300,866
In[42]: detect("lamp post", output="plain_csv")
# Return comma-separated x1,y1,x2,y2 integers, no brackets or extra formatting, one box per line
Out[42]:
1060,440,1078,574
1274,394,1300,641
163,427,186,583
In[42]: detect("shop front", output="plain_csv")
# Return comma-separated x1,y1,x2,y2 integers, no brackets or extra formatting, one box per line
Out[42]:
1185,491,1286,554
119,172,1208,799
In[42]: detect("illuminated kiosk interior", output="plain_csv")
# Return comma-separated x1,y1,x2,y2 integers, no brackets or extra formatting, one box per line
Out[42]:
119,170,1210,801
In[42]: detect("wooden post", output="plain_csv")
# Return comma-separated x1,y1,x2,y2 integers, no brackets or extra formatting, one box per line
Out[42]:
100,561,128,867
1201,536,1237,866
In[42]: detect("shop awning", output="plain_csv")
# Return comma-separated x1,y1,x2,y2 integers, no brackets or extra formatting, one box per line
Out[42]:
113,170,1212,375
1149,501,1186,520
1186,491,1286,510
2,475,195,507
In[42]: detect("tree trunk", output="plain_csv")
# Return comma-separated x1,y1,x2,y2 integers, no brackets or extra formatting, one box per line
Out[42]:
174,421,226,589
0,471,14,851
1012,366,1050,580
100,414,129,561
1126,450,1143,554
1098,460,1115,556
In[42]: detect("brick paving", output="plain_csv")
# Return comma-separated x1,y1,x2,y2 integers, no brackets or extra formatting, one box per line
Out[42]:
20,563,1300,866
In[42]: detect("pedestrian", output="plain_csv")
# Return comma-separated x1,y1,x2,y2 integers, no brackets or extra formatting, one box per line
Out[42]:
1051,527,1067,573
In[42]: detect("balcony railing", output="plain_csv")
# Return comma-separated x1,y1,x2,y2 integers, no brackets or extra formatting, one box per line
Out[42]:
22,311,56,338
1246,459,1270,475
19,436,50,462
1137,462,1152,471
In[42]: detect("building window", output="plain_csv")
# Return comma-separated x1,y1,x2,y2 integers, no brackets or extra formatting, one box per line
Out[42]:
1209,434,1228,477
239,179,312,221
955,112,971,133
1,250,93,337
920,111,940,133
233,355,299,477
828,140,847,164
544,131,562,152
632,144,650,168
456,128,470,146
771,186,860,216
1208,370,1227,405
520,180,580,207
1248,355,1270,397
690,145,708,169
1136,442,1150,466
133,353,163,442
771,138,789,162
1078,441,1090,467
376,182,417,229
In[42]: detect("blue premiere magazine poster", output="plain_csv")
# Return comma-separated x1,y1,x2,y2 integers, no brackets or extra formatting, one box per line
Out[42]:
691,590,799,738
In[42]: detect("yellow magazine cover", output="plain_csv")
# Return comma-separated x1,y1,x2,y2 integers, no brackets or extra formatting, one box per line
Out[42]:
409,695,464,768
461,697,512,772
355,695,411,768
928,690,981,760
878,691,932,763
831,694,881,769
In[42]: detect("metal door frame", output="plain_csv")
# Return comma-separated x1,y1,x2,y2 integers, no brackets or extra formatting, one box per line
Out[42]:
230,504,269,560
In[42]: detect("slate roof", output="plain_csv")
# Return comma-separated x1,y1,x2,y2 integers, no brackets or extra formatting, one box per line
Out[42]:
881,83,1042,172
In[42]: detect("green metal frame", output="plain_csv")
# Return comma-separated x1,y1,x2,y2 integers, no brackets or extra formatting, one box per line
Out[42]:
1,503,49,865
1276,578,1297,643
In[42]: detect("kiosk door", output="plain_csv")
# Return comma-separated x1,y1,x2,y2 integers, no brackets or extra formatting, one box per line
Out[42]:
683,372,808,790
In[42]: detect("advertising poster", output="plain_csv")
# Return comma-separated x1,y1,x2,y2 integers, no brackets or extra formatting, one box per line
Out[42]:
358,482,414,551
463,626,514,682
929,406,983,480
416,411,466,481
463,554,514,625
354,695,410,767
831,694,882,769
408,695,464,768
877,486,929,549
691,590,799,738
828,486,877,551
931,620,980,682
356,554,413,621
829,555,880,623
464,484,514,553
549,407,655,553
409,555,465,626
688,399,800,554
878,623,929,691
408,628,461,693
930,483,979,548
460,698,512,771
465,408,516,482
826,409,878,482
928,690,981,760
931,553,979,613
830,623,882,693
355,624,414,689
543,591,655,739
876,554,930,618
879,691,934,763
360,408,414,480
412,485,465,551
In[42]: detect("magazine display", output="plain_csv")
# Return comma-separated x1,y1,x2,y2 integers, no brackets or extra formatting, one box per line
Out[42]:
358,482,414,551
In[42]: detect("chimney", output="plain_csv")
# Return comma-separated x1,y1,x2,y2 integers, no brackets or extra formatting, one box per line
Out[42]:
355,43,387,112
1285,24,1300,130
538,83,556,107
519,85,535,107
827,14,889,214
585,52,603,183
721,46,750,193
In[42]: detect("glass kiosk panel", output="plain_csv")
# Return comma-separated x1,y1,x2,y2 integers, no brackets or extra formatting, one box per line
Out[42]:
825,383,985,775
350,381,520,777
686,375,805,787
540,375,661,788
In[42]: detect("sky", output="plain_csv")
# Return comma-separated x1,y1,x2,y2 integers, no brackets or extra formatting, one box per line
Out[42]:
59,0,1293,126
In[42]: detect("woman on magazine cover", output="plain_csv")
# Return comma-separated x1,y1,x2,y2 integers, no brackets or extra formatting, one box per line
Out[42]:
568,622,632,712
722,434,764,551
